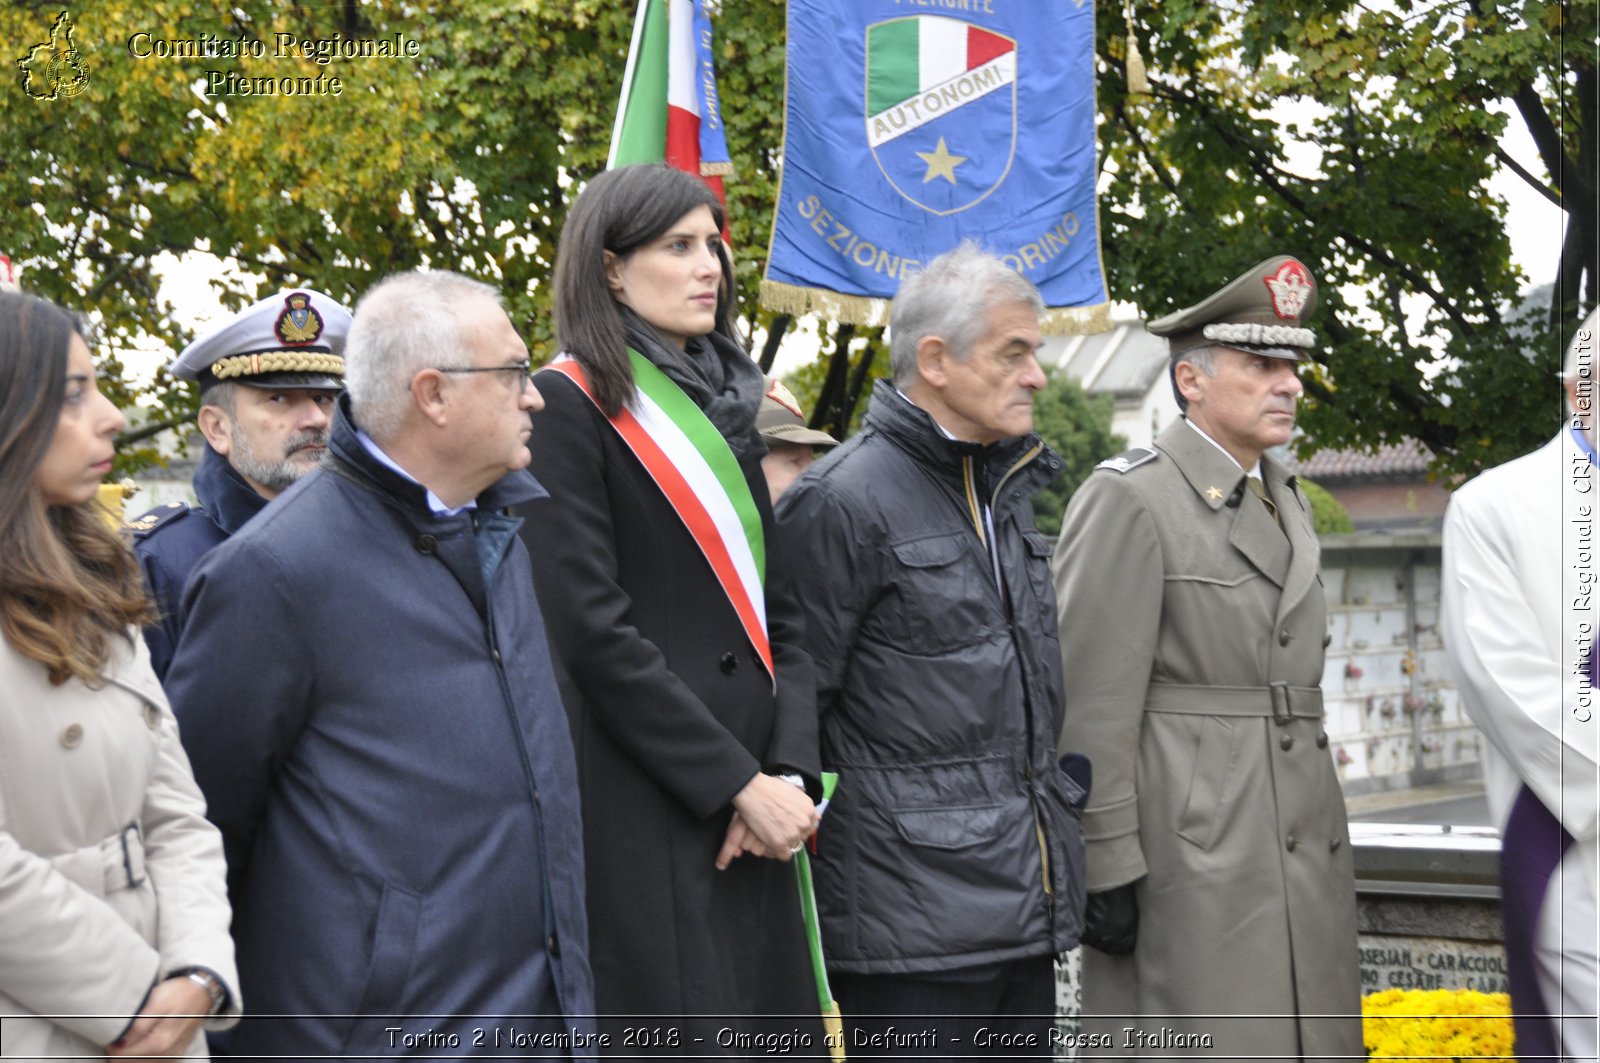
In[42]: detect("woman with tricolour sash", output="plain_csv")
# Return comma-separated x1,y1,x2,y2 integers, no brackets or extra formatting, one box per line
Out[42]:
515,164,823,1052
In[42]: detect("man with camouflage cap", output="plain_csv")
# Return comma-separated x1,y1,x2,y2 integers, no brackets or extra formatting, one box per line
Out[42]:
131,289,350,677
1053,256,1360,1058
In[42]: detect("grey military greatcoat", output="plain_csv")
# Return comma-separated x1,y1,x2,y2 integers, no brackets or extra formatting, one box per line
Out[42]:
1052,418,1360,1060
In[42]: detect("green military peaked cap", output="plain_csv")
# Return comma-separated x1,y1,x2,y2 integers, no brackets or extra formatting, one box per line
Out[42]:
1148,255,1319,361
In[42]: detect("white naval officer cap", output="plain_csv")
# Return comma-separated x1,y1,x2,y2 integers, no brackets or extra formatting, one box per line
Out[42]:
168,288,351,391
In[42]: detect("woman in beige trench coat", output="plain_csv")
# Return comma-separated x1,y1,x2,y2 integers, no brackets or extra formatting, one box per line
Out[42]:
0,292,240,1061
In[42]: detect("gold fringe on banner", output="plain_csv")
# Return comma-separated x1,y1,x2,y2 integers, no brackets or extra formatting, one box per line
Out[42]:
1040,301,1113,336
701,161,735,177
760,280,893,328
760,279,1112,337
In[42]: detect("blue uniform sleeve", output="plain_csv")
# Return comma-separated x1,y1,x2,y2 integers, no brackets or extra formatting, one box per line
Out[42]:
136,567,181,682
161,538,315,901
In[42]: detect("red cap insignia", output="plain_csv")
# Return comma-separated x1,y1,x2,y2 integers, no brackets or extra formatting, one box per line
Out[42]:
1262,260,1313,321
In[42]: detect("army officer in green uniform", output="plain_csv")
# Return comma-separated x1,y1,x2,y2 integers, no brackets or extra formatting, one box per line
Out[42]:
1052,256,1360,1059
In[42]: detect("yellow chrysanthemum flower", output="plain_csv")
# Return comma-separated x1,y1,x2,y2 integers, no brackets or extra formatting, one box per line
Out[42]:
1363,988,1513,1059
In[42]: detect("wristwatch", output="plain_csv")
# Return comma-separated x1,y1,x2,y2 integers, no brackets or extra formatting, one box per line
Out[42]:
179,968,227,1017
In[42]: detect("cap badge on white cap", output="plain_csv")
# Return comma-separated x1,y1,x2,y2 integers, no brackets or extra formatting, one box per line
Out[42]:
1263,261,1313,320
275,292,325,346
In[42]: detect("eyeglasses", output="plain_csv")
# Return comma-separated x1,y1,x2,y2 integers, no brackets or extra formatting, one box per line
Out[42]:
434,361,535,385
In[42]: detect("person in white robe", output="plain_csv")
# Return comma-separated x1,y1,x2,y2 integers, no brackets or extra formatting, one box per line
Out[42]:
1442,306,1600,1062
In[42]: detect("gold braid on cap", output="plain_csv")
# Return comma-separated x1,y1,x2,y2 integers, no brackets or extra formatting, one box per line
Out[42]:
210,351,345,380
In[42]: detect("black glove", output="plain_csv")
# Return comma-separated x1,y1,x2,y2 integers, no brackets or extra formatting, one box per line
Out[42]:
1081,883,1139,955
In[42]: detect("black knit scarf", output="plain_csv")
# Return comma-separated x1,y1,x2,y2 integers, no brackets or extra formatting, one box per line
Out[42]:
621,306,766,460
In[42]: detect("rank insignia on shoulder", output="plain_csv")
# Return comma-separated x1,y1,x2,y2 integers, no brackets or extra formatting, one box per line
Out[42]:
127,501,190,536
1096,448,1159,474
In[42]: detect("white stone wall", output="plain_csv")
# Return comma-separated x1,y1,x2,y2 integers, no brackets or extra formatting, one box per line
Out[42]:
1319,538,1482,788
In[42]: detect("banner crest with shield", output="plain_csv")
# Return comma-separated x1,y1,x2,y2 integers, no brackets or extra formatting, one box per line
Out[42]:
864,16,1017,216
763,0,1110,334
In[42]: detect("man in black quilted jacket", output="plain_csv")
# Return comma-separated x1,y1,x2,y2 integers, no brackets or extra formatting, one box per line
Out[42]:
775,242,1087,1058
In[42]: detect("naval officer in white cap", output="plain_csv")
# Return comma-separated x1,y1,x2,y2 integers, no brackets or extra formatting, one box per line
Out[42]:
131,289,350,678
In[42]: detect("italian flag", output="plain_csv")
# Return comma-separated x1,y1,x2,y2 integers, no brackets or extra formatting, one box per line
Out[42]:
867,16,1016,119
609,0,733,202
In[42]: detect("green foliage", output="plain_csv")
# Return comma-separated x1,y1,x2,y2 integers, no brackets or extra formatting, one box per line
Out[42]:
1,1,636,473
783,352,846,428
2,0,1592,486
1299,478,1355,535
1099,0,1596,481
1030,373,1126,536
782,327,890,439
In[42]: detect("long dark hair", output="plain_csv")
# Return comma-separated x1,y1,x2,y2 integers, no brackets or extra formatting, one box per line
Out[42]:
553,164,738,416
0,292,152,685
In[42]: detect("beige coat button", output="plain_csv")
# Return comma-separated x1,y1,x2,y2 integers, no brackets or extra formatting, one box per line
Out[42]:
61,722,84,748
143,703,161,730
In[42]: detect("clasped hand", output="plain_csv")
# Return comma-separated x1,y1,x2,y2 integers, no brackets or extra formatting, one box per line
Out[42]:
715,773,819,870
105,975,211,1061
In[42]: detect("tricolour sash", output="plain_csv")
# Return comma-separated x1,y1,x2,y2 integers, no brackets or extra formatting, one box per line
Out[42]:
543,352,773,686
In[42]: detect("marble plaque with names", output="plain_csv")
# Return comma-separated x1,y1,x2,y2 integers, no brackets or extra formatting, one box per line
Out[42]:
1358,934,1510,994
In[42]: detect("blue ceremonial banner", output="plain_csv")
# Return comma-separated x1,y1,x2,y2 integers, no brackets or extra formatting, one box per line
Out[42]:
691,0,732,175
761,0,1109,333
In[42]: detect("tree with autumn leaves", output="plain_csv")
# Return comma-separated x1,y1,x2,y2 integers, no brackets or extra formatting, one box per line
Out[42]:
1,0,1592,482
1100,0,1595,477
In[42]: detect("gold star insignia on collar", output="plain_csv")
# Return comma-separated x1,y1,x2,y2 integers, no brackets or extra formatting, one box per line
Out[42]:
1206,485,1224,502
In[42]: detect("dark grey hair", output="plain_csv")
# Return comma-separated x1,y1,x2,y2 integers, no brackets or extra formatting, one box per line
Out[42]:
200,380,238,417
1169,345,1223,412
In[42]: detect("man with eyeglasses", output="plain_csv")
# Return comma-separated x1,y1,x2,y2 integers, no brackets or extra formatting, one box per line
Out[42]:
164,270,594,1057
131,288,350,678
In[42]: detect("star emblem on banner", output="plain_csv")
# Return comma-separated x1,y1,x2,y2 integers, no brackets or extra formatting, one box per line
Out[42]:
916,137,968,185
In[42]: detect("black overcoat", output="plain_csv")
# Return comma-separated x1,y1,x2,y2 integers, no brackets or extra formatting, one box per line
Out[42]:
516,370,821,1051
